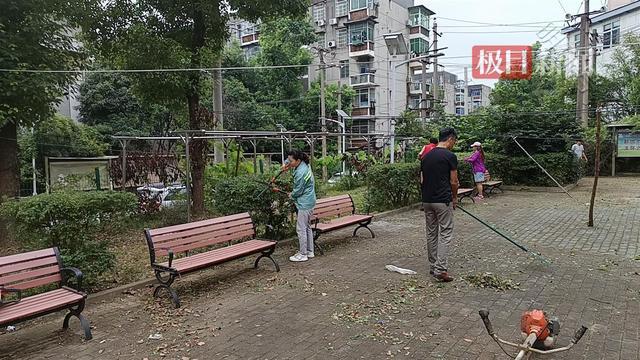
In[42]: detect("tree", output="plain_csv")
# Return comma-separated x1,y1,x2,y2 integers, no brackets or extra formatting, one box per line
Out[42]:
78,1,310,214
487,43,580,155
0,0,85,198
77,71,184,144
606,33,640,115
18,115,108,194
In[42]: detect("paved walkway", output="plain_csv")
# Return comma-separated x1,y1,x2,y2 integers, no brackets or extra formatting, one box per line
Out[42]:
1,177,639,360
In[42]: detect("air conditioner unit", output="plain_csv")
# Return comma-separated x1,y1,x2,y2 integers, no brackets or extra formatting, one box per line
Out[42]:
329,18,338,25
316,19,326,27
328,40,337,48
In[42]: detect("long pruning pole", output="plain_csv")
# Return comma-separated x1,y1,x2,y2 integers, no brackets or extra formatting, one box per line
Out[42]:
458,205,551,265
512,136,575,200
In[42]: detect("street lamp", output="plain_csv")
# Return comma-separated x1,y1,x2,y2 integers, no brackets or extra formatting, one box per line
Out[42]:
336,109,350,174
383,33,408,164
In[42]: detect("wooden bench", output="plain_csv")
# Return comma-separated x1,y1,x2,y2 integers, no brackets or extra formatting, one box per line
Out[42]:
457,188,475,203
144,213,279,308
312,195,374,255
483,180,504,196
0,248,92,339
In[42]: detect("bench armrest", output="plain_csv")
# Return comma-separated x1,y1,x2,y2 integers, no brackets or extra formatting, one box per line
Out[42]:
60,267,84,291
155,246,175,268
0,287,22,306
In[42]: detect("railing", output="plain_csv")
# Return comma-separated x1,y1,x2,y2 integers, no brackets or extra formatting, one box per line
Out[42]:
350,73,375,86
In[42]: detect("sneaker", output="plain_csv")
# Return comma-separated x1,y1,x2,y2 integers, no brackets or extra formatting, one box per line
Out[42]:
289,253,308,262
434,272,454,282
307,252,315,258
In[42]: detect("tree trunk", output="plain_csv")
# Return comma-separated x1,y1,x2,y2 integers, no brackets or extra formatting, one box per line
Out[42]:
0,121,20,199
188,95,205,215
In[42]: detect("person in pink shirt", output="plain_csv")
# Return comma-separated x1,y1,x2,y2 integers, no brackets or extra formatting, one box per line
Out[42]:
465,142,486,200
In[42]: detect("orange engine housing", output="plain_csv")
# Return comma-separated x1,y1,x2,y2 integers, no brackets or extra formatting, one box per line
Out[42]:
521,310,550,341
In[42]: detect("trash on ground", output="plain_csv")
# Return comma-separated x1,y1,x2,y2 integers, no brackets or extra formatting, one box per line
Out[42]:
385,265,417,275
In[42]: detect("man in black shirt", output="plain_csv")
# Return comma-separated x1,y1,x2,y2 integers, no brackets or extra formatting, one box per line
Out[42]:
420,128,459,282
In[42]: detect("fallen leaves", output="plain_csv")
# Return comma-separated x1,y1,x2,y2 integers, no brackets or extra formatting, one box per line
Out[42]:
463,272,520,291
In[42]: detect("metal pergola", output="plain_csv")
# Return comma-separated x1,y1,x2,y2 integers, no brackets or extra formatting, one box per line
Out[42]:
112,129,411,221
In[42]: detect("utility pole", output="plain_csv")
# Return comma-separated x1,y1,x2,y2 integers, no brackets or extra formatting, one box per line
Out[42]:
432,19,441,120
591,29,599,74
337,73,343,174
213,57,224,163
421,60,429,120
576,0,590,127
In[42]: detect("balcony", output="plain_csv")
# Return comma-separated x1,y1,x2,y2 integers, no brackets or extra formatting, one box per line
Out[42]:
351,106,376,117
241,32,259,46
349,41,375,58
350,73,376,87
348,7,378,22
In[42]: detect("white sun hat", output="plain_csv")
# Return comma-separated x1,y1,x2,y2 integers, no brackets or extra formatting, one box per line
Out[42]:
470,141,482,147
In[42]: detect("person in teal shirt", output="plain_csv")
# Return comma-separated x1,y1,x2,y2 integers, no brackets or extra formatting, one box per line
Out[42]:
285,150,316,262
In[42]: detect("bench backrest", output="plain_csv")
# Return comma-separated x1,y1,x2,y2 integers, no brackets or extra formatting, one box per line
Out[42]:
0,248,62,291
145,212,256,264
313,194,355,220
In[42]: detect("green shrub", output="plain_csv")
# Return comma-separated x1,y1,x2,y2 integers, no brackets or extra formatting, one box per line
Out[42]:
0,191,137,288
365,162,421,212
454,152,580,187
212,175,294,240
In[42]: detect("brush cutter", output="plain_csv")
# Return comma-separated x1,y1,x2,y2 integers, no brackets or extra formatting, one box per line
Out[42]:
479,309,587,360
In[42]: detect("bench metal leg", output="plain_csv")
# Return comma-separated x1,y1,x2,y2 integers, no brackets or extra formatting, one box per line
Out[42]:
254,247,280,272
63,300,92,340
353,220,375,238
313,231,325,255
154,271,180,308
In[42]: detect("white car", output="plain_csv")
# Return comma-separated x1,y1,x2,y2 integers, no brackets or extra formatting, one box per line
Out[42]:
327,171,358,185
136,184,187,209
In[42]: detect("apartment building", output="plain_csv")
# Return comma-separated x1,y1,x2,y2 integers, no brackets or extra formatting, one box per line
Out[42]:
228,18,261,60
307,0,435,136
562,0,640,75
454,81,492,116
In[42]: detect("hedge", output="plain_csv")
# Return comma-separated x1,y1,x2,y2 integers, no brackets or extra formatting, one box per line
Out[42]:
456,152,580,187
212,175,294,240
0,191,137,288
365,162,421,212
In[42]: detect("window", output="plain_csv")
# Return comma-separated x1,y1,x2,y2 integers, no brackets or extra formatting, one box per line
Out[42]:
244,46,260,60
340,60,350,78
469,88,481,98
312,4,325,22
337,28,348,48
410,38,428,55
409,96,421,110
335,0,348,17
349,22,374,45
455,94,465,103
359,62,372,73
350,0,373,11
408,7,430,28
455,107,465,116
603,20,620,49
354,88,374,108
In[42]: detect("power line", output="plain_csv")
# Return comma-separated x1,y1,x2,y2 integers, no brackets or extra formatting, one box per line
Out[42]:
0,64,312,74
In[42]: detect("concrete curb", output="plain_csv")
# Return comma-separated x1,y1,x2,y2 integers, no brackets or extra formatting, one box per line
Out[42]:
501,183,577,193
86,202,422,304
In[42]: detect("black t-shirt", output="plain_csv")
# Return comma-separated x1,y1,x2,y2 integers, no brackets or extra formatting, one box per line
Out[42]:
421,147,458,203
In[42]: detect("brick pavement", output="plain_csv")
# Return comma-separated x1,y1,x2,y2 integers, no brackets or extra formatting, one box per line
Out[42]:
1,177,639,360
